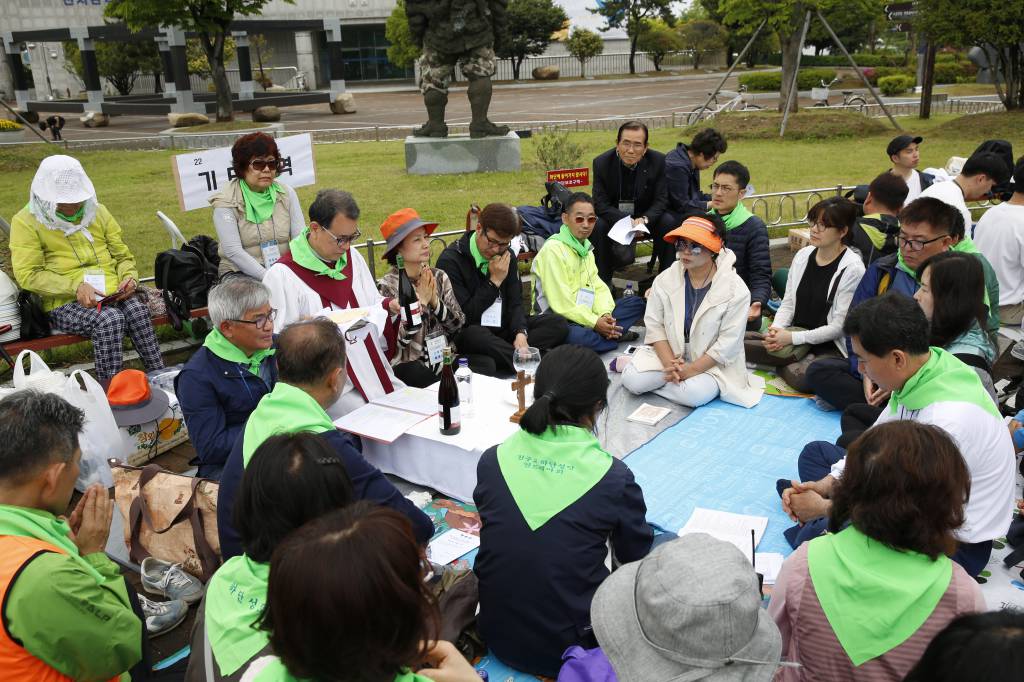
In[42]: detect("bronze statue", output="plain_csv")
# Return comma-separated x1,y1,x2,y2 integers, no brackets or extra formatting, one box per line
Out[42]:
406,0,511,139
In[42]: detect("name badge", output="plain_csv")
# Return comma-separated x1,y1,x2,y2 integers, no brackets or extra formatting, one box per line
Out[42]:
576,287,596,308
481,297,503,327
618,201,635,215
426,332,447,365
83,270,106,295
260,240,282,267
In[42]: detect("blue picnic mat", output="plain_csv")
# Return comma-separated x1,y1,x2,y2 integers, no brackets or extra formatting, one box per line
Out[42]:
627,396,842,557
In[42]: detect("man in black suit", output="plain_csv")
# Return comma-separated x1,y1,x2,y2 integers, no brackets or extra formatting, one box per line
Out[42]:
591,121,668,283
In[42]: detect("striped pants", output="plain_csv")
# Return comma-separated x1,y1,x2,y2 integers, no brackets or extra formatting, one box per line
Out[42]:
48,296,164,381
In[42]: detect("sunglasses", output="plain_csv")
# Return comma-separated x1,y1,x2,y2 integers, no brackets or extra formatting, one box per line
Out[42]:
675,240,705,254
229,309,277,328
571,215,598,226
249,158,283,172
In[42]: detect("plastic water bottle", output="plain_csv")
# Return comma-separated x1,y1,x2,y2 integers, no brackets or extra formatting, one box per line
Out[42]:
622,282,636,297
455,357,474,417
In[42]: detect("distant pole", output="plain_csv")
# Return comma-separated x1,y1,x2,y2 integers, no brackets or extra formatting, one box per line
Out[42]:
691,18,768,118
779,11,812,137
920,43,936,119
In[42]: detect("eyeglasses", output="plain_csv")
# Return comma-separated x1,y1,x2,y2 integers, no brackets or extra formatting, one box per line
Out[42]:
482,229,511,250
675,240,704,254
709,183,738,193
571,215,598,226
248,158,282,172
618,140,646,151
230,309,277,328
322,227,362,247
897,234,946,252
807,222,835,233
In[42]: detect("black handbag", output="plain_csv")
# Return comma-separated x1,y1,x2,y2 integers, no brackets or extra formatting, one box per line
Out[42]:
154,237,218,330
17,290,51,339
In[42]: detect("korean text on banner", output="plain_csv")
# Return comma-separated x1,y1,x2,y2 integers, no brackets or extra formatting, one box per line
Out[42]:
172,132,317,211
547,167,590,188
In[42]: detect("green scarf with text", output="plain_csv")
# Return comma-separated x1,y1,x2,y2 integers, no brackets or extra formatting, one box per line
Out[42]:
239,180,280,225
497,425,613,531
202,328,275,376
807,526,951,666
289,229,347,281
241,382,336,465
549,224,591,259
888,347,999,418
204,555,270,676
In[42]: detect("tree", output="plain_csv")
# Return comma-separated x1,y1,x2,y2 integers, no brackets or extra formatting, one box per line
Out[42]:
918,0,1024,109
678,19,727,69
590,0,674,74
63,40,161,96
566,27,604,78
105,0,290,122
250,34,273,89
636,19,683,71
805,0,884,55
186,38,236,79
700,0,777,68
385,0,421,70
499,0,568,80
720,0,876,112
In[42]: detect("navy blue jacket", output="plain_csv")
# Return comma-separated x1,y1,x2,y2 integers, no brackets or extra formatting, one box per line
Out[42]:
665,143,711,215
844,253,918,375
217,428,435,560
724,214,772,306
175,347,277,480
473,444,653,677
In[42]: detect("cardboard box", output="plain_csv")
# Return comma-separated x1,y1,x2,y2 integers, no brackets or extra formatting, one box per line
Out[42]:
789,227,811,252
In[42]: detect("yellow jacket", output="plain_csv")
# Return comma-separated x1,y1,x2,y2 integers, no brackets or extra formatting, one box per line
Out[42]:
11,204,139,312
531,225,615,328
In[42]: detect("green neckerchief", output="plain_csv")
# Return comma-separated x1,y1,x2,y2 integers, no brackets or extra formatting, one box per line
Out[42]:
56,204,86,223
497,425,613,531
807,526,951,666
205,555,270,676
241,382,336,465
549,224,591,259
289,229,347,281
394,670,432,682
469,231,490,275
888,347,999,418
203,328,275,376
952,236,979,255
239,180,280,225
0,505,103,582
711,201,753,231
895,249,918,279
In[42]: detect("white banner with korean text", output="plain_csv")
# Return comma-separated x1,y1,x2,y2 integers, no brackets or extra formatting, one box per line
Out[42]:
172,133,316,211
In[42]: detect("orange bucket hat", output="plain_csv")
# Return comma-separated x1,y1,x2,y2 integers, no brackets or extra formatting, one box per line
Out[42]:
379,208,438,260
663,215,724,253
105,369,169,427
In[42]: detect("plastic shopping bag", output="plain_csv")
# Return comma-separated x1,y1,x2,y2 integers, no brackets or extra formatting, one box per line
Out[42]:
12,350,66,393
61,370,121,491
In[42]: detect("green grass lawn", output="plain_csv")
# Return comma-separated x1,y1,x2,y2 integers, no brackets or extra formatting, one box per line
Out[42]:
1,110,1021,279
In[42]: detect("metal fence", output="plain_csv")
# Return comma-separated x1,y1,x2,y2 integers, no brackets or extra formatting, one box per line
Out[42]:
450,50,726,81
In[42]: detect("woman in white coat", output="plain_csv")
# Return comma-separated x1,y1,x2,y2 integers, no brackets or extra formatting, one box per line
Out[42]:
622,214,764,408
744,197,865,393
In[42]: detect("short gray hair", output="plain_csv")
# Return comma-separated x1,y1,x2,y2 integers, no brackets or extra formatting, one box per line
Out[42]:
0,391,84,482
309,189,360,228
208,276,271,327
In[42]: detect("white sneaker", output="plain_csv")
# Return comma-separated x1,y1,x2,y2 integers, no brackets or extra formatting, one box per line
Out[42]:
141,557,204,604
138,594,188,637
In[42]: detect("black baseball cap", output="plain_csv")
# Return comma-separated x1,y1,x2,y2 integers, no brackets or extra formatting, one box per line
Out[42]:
887,135,923,158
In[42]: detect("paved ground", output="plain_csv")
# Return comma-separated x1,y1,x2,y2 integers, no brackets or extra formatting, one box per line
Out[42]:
13,70,763,141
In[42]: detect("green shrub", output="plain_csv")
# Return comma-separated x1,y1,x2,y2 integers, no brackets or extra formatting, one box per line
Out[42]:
860,66,915,85
764,53,906,67
533,129,583,170
878,75,914,96
934,61,977,84
738,68,837,92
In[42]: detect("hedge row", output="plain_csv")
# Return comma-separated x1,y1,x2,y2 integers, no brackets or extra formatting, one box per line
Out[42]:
738,68,838,92
763,53,907,67
878,75,915,96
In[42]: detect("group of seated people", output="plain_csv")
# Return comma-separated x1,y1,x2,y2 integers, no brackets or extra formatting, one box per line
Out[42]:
3,126,1024,681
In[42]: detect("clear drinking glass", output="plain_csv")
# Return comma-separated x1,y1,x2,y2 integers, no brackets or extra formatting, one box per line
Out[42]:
512,346,541,378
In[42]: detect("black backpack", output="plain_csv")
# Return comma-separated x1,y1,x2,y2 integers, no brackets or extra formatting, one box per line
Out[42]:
154,236,219,330
17,290,50,339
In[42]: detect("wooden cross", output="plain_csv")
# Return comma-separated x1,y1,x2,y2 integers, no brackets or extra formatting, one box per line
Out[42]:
509,370,533,423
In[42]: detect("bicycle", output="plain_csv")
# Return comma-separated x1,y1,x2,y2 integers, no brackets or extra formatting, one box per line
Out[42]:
811,78,867,111
686,84,763,125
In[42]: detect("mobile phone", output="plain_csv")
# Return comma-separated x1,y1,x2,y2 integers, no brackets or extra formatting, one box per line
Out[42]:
625,345,639,355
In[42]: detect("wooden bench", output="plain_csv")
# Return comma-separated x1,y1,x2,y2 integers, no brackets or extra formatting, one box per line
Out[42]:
0,307,209,369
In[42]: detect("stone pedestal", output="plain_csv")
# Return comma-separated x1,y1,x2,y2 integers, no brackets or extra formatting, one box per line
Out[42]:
404,132,521,175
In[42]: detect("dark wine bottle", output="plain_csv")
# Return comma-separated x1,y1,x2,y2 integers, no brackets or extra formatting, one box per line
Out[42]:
438,347,461,435
395,254,422,332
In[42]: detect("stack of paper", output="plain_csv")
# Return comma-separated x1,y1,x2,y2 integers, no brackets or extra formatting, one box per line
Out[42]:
608,215,650,246
334,403,429,444
627,403,672,426
427,528,480,565
678,507,768,564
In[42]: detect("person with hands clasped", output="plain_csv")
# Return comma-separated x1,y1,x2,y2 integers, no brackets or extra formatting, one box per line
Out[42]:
0,391,144,681
532,192,646,353
621,214,764,408
11,155,164,382
377,209,465,388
